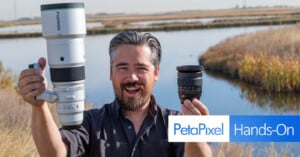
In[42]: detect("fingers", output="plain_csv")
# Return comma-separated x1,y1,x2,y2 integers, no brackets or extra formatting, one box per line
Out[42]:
182,99,201,115
182,99,210,116
18,68,46,106
18,70,44,88
19,82,45,96
19,68,40,81
192,99,209,115
22,84,46,104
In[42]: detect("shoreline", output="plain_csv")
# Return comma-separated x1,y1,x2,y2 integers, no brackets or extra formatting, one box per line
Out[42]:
1,17,298,39
1,7,300,39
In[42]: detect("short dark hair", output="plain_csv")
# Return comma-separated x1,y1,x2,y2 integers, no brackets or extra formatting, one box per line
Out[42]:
109,31,161,68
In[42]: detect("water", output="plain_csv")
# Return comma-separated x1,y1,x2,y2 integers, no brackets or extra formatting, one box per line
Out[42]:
0,25,299,155
0,24,41,34
130,15,280,26
130,18,216,26
0,22,103,34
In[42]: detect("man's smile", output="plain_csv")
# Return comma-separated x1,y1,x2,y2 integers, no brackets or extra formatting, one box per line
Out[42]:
123,83,143,97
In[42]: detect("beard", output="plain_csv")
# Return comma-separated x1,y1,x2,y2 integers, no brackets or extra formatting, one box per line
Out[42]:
114,81,151,111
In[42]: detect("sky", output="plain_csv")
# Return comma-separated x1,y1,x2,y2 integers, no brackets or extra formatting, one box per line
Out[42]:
1,0,300,21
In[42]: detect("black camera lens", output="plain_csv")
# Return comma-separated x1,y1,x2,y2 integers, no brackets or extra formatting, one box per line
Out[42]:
177,65,202,103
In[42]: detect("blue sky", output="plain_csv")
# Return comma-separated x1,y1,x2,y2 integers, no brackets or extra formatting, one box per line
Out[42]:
1,0,300,20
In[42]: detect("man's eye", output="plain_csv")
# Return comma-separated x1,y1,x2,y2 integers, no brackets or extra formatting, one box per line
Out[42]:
138,67,148,71
118,67,127,70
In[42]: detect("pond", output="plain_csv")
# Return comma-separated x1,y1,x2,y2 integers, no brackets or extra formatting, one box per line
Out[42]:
0,22,103,34
129,15,280,26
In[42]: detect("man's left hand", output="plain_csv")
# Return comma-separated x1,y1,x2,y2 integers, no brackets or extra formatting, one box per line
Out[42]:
181,99,212,157
182,99,209,116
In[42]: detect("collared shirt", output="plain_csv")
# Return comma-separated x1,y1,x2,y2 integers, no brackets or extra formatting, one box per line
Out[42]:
60,95,184,157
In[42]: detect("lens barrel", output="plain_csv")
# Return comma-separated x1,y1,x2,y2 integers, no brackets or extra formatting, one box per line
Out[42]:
41,2,86,127
177,65,202,103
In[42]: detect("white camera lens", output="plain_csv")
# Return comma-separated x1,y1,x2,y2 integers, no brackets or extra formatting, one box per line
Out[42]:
41,3,86,128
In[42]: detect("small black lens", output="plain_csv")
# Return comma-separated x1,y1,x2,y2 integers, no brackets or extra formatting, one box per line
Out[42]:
177,65,202,103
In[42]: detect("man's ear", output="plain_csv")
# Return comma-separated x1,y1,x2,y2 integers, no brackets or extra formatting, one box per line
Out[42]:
154,66,160,81
110,66,112,80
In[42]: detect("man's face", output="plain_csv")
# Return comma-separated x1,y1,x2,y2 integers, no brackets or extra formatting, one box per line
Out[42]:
110,44,160,111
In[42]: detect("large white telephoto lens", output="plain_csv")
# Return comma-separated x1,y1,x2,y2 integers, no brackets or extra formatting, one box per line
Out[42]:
41,3,86,128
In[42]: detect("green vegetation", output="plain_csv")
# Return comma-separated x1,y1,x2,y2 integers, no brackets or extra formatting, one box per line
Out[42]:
200,24,300,92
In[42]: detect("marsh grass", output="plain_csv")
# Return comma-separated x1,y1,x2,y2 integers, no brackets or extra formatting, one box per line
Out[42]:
0,61,57,156
0,62,15,89
213,143,289,157
0,88,38,156
200,24,300,92
214,143,253,157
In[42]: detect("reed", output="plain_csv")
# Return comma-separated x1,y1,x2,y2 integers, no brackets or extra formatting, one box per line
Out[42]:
200,24,300,92
0,61,55,156
213,143,289,157
0,61,15,89
0,88,38,156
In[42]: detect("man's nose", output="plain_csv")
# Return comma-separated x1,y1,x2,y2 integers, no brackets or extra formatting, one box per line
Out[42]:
127,70,139,81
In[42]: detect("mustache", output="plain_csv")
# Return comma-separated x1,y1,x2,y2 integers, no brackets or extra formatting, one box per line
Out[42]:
121,82,144,89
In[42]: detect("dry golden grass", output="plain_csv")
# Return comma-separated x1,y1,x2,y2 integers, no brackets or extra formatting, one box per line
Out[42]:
0,88,38,156
0,61,55,156
214,143,253,157
0,61,37,156
0,62,15,89
200,24,300,92
89,7,300,25
213,143,289,157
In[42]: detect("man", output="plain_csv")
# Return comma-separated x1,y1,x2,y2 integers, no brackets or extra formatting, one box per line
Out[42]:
18,31,212,157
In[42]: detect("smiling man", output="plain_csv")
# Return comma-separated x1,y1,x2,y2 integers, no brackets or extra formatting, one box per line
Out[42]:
18,31,212,157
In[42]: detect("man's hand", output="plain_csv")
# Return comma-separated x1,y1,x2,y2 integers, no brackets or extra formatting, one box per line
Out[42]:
182,99,209,116
181,99,212,157
18,57,47,106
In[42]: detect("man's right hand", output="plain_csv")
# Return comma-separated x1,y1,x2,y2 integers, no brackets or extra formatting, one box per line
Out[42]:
18,57,48,106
